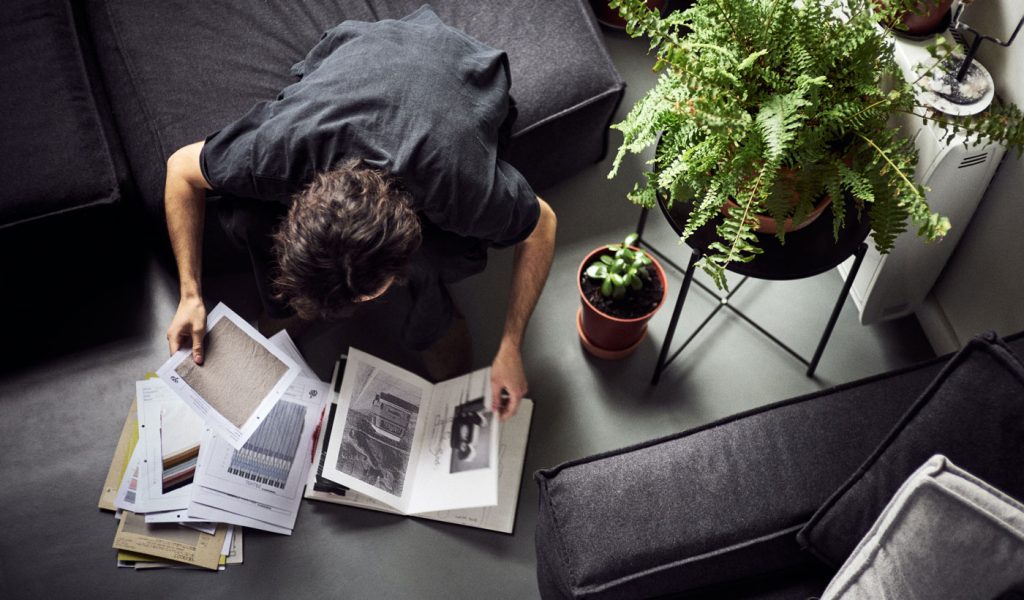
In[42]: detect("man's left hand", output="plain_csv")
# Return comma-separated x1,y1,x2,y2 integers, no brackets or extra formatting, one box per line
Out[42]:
490,341,527,421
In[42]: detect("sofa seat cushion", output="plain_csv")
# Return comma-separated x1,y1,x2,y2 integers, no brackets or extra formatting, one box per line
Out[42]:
534,358,954,599
84,0,624,223
798,333,1024,567
0,0,119,228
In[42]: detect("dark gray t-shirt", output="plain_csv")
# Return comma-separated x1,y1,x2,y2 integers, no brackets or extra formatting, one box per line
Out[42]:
200,5,539,249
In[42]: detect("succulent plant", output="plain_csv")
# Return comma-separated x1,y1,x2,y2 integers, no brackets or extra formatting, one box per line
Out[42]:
584,233,654,299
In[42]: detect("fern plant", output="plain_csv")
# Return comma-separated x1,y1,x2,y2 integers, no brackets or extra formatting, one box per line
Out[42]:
608,0,1024,289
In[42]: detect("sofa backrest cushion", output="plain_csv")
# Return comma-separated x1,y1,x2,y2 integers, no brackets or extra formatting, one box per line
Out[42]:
83,0,623,221
798,332,1024,567
0,0,120,228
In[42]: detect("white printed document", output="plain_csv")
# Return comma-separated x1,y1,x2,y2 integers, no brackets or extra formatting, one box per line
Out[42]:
188,375,328,533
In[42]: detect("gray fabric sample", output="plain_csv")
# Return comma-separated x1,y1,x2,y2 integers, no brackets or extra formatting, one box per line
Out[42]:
175,318,288,428
822,455,1024,599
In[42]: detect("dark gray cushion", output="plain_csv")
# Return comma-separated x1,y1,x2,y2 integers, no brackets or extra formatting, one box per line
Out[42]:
83,0,624,223
534,358,951,599
0,0,120,228
798,332,1024,567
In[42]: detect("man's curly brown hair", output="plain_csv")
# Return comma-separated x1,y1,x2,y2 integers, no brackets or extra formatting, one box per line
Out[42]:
272,160,422,320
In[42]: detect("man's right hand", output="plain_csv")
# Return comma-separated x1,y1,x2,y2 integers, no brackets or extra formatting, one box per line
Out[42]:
164,140,212,365
167,296,207,364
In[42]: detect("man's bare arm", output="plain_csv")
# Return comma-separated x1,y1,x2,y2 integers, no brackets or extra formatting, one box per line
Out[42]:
164,141,213,363
490,197,557,420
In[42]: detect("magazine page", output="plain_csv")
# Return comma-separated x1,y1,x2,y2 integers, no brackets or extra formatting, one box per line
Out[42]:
320,348,433,513
416,398,532,532
406,369,499,514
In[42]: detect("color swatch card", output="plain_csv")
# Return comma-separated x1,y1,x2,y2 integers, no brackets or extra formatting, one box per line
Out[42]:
157,303,300,450
135,379,197,514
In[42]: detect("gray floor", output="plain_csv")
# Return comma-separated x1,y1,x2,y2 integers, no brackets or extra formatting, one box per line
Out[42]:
0,29,935,600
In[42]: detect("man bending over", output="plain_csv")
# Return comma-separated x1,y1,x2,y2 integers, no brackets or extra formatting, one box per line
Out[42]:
163,7,556,420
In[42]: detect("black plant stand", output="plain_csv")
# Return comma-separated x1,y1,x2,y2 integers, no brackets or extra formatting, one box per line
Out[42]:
637,192,871,385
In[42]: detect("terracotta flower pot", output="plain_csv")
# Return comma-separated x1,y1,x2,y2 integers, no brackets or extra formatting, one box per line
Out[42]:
577,245,668,359
590,0,667,29
900,0,954,34
874,0,953,36
723,194,833,235
721,166,836,235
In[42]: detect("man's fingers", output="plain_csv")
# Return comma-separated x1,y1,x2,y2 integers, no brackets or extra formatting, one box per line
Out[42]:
191,328,205,364
167,325,188,356
491,383,523,421
491,382,504,412
501,395,520,421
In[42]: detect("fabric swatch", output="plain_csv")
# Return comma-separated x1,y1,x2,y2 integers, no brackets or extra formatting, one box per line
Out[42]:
176,318,288,428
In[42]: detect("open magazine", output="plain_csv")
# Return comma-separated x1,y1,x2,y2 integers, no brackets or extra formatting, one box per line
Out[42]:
305,348,533,534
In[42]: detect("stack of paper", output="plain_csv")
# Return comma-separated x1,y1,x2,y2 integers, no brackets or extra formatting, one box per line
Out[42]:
98,304,329,570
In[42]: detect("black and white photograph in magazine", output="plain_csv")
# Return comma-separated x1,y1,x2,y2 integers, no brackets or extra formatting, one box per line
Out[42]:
335,368,421,497
449,398,493,473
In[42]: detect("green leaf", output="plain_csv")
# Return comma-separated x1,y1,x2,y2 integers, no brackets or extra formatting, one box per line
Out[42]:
611,273,625,286
585,264,608,279
601,279,613,297
737,49,768,71
600,255,614,265
623,233,640,247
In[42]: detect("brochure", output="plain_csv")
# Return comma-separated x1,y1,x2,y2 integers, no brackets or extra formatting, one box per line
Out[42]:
307,349,533,533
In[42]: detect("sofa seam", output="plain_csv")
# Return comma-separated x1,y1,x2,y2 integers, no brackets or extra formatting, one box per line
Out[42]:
797,333,1024,567
0,189,120,231
796,337,983,566
536,341,981,481
101,1,169,164
574,0,627,89
574,524,807,596
510,0,625,141
538,476,582,593
513,86,625,138
62,0,122,208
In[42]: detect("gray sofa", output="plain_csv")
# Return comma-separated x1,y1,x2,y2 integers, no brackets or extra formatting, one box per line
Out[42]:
1,0,623,241
535,331,1024,599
